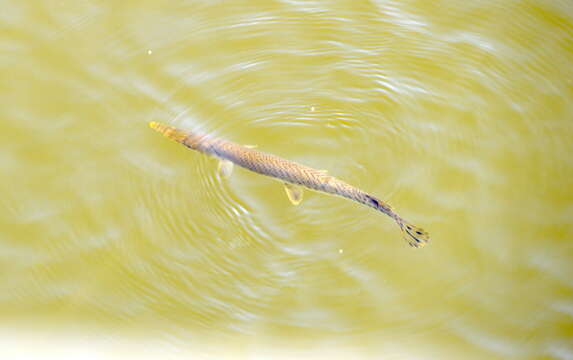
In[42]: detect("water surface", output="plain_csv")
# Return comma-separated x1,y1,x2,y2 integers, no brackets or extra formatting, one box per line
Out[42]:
1,0,572,358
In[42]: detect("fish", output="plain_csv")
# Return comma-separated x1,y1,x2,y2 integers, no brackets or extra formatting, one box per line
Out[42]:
149,121,429,248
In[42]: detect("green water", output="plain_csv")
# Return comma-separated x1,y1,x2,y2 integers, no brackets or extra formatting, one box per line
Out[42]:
1,0,572,358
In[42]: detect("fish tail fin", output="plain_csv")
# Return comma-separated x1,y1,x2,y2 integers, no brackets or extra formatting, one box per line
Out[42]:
149,122,188,144
396,217,430,248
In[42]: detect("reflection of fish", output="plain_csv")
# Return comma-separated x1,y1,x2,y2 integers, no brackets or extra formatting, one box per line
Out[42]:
149,121,429,248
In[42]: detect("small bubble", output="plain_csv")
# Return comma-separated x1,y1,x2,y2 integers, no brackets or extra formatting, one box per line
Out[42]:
147,50,153,55
310,106,315,112
339,249,343,254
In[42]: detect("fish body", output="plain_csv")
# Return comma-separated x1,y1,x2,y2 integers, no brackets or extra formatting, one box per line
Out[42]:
149,121,429,247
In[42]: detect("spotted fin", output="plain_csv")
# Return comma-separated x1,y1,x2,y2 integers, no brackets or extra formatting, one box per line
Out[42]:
218,160,234,179
284,183,303,205
397,218,430,248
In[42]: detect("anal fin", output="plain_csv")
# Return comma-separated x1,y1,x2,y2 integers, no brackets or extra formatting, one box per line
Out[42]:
284,183,303,205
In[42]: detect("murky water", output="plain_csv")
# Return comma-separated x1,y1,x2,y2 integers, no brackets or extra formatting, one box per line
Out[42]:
1,0,572,358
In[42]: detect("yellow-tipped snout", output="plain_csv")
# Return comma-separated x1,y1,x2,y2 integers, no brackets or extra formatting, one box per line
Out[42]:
148,121,188,143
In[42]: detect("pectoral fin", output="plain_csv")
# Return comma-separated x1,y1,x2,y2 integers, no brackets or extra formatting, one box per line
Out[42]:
284,183,303,205
217,160,234,179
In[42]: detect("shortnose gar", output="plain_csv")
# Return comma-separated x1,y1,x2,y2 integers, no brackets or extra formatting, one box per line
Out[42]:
149,121,429,248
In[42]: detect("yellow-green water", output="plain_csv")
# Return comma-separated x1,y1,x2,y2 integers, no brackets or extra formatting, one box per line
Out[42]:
1,0,572,358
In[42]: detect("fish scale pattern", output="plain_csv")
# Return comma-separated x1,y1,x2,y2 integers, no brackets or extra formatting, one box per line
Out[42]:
206,138,393,217
149,122,429,248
